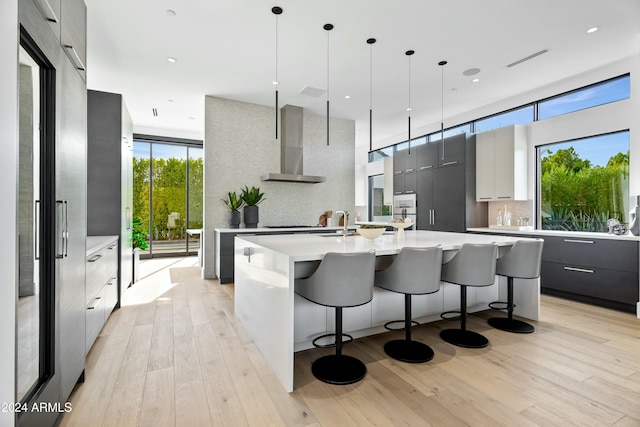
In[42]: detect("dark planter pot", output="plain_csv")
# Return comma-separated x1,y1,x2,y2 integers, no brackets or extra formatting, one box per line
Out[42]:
229,210,241,229
244,205,259,228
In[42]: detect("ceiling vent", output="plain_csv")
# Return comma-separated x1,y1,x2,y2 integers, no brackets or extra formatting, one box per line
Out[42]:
299,85,326,97
506,49,549,68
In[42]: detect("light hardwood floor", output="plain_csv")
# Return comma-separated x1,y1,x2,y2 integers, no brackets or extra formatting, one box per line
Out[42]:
60,256,640,427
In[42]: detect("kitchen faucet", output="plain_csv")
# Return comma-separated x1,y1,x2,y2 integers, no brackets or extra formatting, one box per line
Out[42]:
336,210,349,236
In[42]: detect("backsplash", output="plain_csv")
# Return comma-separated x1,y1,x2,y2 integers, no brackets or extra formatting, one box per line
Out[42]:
488,200,534,226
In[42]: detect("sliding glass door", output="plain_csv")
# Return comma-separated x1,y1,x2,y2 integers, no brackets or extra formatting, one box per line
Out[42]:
133,137,202,257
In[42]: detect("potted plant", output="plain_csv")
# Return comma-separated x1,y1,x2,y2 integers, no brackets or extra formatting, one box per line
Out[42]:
132,217,149,283
240,185,265,228
222,191,244,228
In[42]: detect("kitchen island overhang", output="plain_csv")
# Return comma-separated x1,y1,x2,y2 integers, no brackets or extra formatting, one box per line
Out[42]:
233,231,540,392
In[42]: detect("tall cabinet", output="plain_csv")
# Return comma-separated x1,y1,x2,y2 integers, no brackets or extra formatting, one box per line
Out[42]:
18,0,87,425
87,90,133,306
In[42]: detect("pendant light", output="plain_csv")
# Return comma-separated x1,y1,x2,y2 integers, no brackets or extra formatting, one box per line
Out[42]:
367,38,376,152
439,60,448,158
272,6,283,140
324,23,333,146
406,50,415,154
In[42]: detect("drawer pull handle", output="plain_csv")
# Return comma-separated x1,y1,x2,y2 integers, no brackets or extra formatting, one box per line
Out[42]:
564,266,595,274
63,45,86,71
479,197,492,200
405,190,415,194
108,244,117,250
420,165,433,170
405,168,415,173
87,296,102,310
563,239,595,244
497,196,512,199
394,171,403,175
88,254,102,262
442,161,458,166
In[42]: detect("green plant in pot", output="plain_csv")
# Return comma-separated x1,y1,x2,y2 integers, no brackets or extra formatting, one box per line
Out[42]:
132,217,149,250
240,185,265,228
222,191,244,228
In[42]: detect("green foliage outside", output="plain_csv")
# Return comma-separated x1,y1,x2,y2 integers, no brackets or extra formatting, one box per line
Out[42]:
540,147,629,232
132,217,149,250
132,155,203,241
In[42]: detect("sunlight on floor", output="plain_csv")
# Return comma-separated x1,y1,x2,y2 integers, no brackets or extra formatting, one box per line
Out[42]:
122,256,200,306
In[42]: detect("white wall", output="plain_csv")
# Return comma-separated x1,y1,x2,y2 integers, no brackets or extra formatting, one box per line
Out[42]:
1,0,18,425
203,97,355,278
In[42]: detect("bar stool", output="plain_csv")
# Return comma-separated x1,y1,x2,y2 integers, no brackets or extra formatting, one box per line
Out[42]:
375,246,443,363
488,239,544,333
440,243,498,348
295,250,376,385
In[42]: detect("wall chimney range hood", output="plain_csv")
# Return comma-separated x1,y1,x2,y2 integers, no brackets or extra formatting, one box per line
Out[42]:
261,105,326,184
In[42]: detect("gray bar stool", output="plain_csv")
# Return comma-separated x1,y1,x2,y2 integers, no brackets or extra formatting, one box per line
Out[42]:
440,243,498,348
488,239,544,333
295,250,376,385
375,246,443,363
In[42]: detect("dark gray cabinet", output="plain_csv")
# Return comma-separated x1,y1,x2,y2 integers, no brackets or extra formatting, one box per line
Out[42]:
393,147,418,195
88,90,134,307
438,133,466,167
415,134,485,232
540,235,639,312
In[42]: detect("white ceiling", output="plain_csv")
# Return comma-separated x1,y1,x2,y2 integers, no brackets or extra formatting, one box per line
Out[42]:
85,0,640,145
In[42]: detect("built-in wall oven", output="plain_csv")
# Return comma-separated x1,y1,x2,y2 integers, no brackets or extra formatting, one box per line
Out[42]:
393,194,416,227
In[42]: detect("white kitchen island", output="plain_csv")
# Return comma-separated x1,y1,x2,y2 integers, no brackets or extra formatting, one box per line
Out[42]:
234,230,540,392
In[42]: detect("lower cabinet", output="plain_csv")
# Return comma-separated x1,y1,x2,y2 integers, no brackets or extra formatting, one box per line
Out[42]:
86,237,119,354
540,235,639,313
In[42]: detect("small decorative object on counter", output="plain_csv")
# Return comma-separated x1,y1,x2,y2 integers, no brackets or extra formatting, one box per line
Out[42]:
390,218,413,240
358,224,385,240
496,209,503,226
606,218,628,235
241,185,266,228
222,191,245,228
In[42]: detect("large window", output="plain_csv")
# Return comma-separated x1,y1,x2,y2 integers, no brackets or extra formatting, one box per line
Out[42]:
475,106,534,133
538,131,629,232
133,136,203,257
538,75,630,120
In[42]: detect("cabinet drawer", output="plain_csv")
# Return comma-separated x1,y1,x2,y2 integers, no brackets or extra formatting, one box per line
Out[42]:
86,241,118,304
541,261,639,304
542,236,638,272
103,276,118,319
85,289,104,354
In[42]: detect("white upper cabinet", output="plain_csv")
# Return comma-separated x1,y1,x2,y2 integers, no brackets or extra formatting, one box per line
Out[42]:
476,125,528,201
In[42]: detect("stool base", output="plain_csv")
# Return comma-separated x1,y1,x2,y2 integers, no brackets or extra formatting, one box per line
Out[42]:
440,328,489,348
488,317,534,334
384,339,434,363
311,354,366,385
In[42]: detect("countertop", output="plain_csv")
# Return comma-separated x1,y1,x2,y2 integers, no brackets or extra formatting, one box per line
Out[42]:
86,235,118,256
215,226,354,233
467,227,640,241
235,230,530,262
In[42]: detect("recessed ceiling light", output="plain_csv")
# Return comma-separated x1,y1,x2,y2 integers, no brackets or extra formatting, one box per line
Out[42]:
188,116,195,120
586,26,599,34
166,10,176,16
405,107,411,112
167,57,177,63
344,95,350,99
168,99,174,103
472,78,480,83
272,81,278,85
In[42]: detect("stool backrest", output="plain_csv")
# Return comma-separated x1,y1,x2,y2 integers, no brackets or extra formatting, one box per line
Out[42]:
496,239,544,279
375,246,443,295
295,251,376,308
441,243,498,287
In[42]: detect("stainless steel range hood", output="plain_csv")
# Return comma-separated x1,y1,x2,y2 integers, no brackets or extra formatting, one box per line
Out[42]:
261,105,326,184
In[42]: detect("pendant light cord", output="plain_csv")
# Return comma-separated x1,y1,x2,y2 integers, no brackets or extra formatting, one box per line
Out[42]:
406,50,414,153
439,60,447,159
272,7,283,140
367,38,376,152
324,24,333,146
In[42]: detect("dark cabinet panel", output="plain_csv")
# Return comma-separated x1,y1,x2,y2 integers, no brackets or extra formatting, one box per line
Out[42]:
416,169,433,230
542,235,638,272
541,261,638,310
404,172,416,194
416,142,438,171
438,133,465,167
60,0,86,80
433,165,465,232
393,172,404,195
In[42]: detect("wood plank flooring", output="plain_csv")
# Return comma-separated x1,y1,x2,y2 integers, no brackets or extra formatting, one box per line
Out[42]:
60,257,640,426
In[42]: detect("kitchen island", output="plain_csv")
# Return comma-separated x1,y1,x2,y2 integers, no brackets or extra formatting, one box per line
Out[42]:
234,230,540,392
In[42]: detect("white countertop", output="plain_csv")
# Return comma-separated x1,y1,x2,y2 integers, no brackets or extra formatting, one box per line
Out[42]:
86,235,118,256
468,227,640,241
236,230,529,262
215,226,353,233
